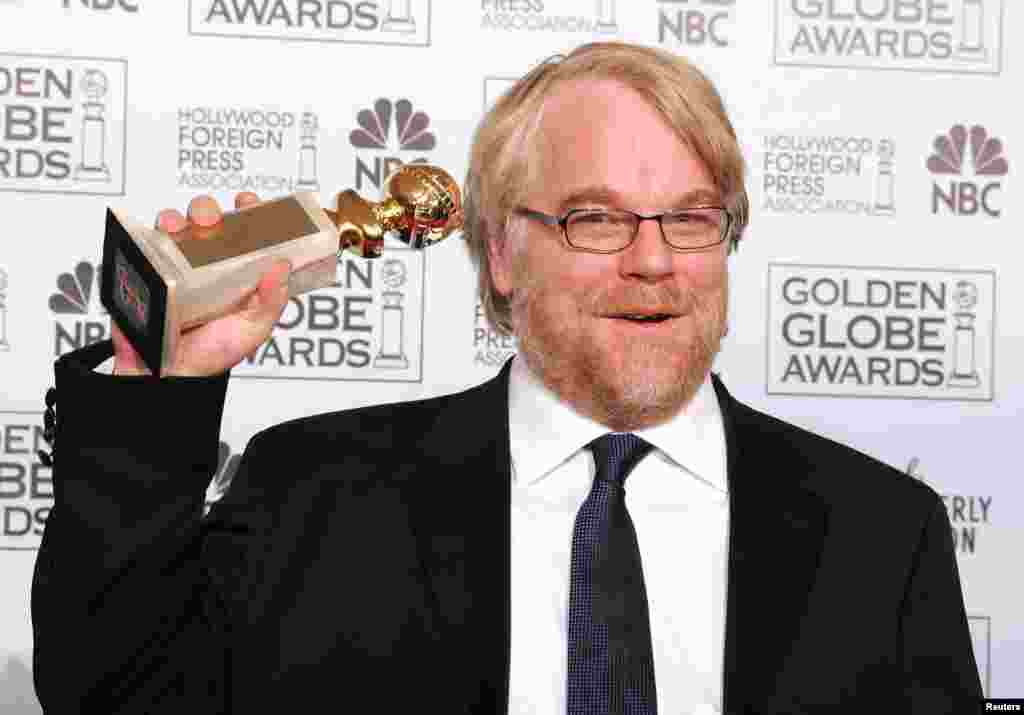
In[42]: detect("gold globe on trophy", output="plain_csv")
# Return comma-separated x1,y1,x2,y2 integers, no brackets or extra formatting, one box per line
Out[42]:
329,163,462,258
100,164,463,376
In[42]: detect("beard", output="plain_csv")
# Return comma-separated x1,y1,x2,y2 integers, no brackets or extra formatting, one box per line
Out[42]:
510,260,728,431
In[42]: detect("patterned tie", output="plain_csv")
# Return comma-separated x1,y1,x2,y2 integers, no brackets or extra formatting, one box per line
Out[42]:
567,433,658,715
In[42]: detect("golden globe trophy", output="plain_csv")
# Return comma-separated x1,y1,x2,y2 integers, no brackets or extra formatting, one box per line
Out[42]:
100,164,462,376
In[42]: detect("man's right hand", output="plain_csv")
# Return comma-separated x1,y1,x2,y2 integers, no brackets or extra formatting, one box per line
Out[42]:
112,192,292,378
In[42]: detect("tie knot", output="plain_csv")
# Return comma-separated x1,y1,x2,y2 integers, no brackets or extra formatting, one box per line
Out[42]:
588,433,654,486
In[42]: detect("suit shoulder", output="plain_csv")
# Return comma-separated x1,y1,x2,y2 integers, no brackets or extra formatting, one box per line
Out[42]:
213,373,504,511
721,384,940,512
249,374,498,453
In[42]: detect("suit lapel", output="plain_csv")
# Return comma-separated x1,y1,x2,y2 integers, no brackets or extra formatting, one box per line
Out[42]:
408,367,828,713
713,375,829,711
407,360,513,713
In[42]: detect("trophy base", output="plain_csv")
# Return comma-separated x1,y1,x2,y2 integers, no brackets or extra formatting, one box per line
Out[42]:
947,373,981,389
872,204,895,216
595,21,618,34
296,179,320,192
956,46,988,62
382,17,416,33
101,193,338,376
373,353,409,370
75,164,111,182
0,341,9,352
100,211,172,377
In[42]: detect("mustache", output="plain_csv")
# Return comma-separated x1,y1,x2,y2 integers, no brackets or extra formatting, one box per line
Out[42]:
587,284,694,316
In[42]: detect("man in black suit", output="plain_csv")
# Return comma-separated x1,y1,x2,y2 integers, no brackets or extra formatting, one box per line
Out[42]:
33,43,981,713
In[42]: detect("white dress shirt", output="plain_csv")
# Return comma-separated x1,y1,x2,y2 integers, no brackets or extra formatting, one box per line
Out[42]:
506,356,730,715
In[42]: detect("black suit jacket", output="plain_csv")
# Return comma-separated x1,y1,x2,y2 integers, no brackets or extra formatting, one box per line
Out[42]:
33,340,981,714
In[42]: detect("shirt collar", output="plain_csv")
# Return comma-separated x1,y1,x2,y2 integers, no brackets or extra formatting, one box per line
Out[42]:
507,355,728,494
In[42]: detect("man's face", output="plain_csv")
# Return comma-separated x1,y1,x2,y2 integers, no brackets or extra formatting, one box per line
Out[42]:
489,79,730,430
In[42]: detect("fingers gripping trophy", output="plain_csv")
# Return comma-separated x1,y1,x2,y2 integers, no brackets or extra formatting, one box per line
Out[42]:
101,164,463,377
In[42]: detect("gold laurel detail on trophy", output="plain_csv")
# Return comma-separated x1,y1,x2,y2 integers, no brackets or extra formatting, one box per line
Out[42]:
327,191,386,259
374,198,407,232
321,164,463,259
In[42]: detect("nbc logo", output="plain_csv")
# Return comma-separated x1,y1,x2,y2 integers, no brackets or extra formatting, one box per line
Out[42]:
350,98,435,191
49,260,109,355
350,98,436,151
928,124,1009,217
62,0,139,11
49,261,97,315
657,0,735,48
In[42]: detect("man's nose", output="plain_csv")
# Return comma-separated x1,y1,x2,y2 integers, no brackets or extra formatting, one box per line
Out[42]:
619,217,674,280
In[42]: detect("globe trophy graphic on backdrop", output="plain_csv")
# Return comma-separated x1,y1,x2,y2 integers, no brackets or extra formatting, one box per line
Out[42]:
0,268,10,352
595,0,618,33
100,163,463,376
295,112,320,192
873,140,895,216
957,0,988,62
947,280,981,389
374,258,410,369
75,69,111,182
382,0,415,33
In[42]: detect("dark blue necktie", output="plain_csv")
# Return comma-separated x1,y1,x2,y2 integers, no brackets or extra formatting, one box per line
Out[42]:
567,433,658,715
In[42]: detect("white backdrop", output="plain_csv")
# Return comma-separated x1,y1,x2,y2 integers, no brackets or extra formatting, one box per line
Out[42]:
1,1,1020,711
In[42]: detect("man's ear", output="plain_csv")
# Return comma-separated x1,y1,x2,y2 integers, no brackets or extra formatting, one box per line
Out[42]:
487,232,515,298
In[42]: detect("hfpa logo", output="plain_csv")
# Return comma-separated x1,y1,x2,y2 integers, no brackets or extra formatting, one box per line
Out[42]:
928,124,1009,217
349,98,436,191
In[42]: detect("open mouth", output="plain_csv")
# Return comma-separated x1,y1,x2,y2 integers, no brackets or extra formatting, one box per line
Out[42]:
608,313,675,324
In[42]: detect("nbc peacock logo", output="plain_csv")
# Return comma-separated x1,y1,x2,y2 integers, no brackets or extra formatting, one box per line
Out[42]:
49,261,97,315
350,98,436,191
928,124,1009,218
48,260,109,356
350,98,436,152
927,125,1009,177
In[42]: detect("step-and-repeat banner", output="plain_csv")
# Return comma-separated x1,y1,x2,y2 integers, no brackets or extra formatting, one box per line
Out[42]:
0,1,1019,711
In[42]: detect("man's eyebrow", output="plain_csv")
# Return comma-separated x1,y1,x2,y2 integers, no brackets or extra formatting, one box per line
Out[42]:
557,185,722,212
558,186,620,211
674,188,722,207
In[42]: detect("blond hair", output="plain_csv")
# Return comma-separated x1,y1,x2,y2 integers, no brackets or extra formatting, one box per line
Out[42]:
463,42,749,335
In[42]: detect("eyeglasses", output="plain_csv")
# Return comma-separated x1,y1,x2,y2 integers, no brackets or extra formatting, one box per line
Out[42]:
515,206,733,254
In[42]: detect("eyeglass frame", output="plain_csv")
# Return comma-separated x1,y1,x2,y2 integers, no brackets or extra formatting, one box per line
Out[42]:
513,205,734,255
